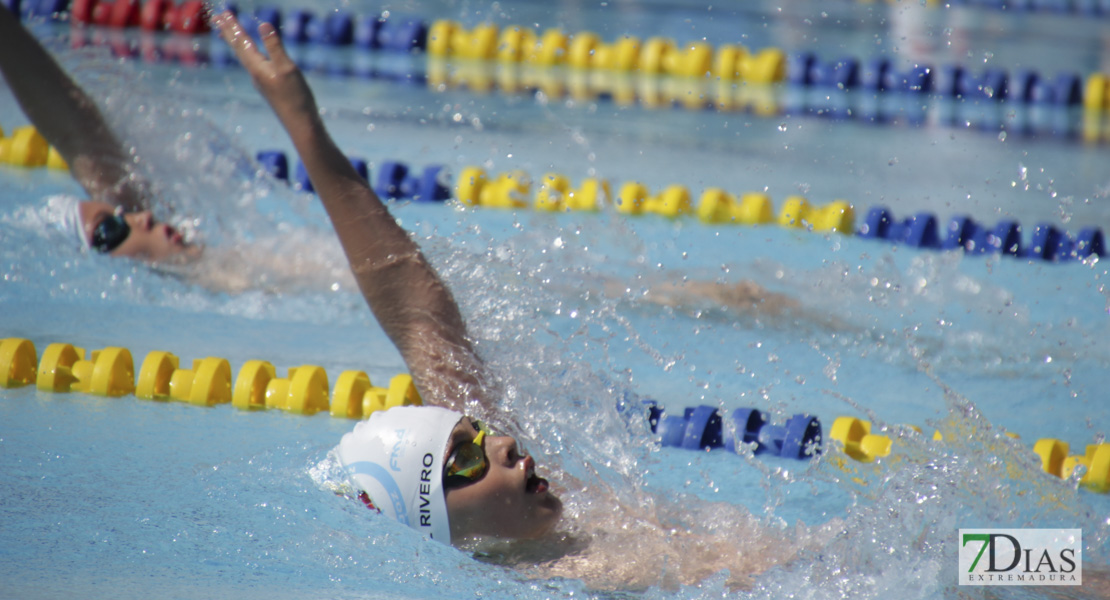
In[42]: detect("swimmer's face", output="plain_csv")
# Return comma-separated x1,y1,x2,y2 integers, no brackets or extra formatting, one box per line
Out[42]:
80,201,199,263
444,418,563,541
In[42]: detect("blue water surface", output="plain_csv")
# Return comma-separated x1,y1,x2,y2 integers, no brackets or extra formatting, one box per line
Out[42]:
2,1,1110,598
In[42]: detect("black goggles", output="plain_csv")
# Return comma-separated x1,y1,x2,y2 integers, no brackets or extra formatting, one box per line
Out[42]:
91,213,131,254
443,421,491,490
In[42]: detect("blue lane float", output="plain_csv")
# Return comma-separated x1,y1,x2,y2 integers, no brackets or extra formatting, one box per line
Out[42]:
14,0,68,18
256,151,449,203
641,400,823,460
256,150,288,181
789,53,861,90
942,0,1110,16
858,206,1105,262
240,4,423,51
376,162,451,202
858,58,933,93
785,51,1084,109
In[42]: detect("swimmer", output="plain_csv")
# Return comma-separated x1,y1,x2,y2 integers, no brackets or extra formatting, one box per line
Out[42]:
215,12,838,591
0,7,356,294
0,6,198,262
213,10,561,538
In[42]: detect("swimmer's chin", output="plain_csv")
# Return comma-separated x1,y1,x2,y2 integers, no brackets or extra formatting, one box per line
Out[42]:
146,243,204,266
179,243,204,261
463,525,586,569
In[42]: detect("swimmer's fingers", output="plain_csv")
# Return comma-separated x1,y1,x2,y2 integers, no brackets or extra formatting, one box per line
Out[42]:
214,11,270,72
257,22,294,69
213,11,290,70
215,11,304,103
215,11,317,132
210,10,281,78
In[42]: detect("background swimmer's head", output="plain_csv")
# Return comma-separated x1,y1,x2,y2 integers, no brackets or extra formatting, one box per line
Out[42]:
336,406,562,544
79,201,198,262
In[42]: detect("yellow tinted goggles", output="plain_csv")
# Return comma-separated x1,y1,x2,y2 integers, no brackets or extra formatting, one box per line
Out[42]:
443,425,489,489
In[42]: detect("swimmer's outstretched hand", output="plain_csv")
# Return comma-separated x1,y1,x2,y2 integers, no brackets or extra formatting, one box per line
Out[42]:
214,12,318,127
213,12,480,413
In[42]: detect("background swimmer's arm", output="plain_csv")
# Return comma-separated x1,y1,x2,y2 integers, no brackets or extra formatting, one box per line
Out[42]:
217,14,486,411
0,6,146,212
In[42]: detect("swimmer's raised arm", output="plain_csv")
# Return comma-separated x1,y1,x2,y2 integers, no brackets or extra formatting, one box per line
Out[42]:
216,13,486,411
0,6,146,212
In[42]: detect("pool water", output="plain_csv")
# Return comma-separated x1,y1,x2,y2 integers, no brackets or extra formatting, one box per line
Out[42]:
2,1,1109,598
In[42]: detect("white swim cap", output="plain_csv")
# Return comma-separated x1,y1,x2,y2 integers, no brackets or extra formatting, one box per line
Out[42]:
337,405,462,544
44,194,91,250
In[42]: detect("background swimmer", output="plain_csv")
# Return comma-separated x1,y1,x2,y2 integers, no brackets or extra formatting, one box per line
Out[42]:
2,6,817,317
0,6,196,263
218,12,833,591
2,6,815,313
0,7,376,299
0,7,359,296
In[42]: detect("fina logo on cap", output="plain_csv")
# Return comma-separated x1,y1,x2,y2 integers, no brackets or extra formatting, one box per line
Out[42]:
389,429,406,471
346,461,409,524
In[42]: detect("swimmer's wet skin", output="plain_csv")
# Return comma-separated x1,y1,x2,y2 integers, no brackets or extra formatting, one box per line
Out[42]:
214,11,562,544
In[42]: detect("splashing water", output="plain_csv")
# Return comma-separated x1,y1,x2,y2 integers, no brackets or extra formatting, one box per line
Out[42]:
2,8,1109,600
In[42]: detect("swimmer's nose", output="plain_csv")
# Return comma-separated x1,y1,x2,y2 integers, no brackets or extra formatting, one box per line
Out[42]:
489,435,525,467
131,210,155,231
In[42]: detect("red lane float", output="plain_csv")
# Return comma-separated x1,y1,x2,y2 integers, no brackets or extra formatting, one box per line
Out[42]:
91,0,112,26
108,0,141,28
168,0,207,34
71,0,99,24
139,0,175,31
